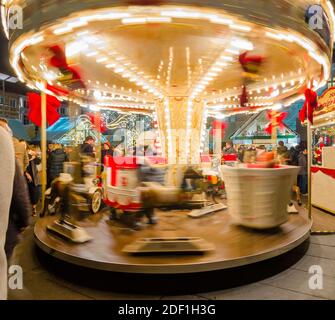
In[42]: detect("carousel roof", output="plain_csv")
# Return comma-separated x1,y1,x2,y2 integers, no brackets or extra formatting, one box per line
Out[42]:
3,0,334,116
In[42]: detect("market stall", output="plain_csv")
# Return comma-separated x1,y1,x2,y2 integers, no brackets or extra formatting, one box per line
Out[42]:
311,86,335,214
231,110,300,147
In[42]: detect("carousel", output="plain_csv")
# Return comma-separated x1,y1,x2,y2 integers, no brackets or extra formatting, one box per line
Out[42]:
2,0,334,273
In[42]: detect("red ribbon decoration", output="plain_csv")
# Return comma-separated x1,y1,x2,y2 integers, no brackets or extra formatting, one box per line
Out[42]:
27,92,61,127
238,52,265,107
87,112,108,133
265,110,287,135
209,120,227,139
49,45,85,90
46,83,69,96
238,52,264,74
299,88,317,125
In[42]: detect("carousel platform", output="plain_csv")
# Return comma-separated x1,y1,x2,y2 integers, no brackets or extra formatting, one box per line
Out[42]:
34,204,311,274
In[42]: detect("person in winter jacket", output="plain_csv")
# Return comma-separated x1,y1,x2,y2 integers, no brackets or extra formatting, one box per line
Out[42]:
80,136,96,157
0,125,15,300
25,146,42,216
5,160,31,259
47,144,68,186
298,148,308,195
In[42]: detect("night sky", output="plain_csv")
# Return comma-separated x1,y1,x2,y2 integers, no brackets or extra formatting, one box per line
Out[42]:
0,31,29,94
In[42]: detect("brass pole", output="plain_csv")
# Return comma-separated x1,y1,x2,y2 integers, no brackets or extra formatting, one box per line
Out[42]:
94,110,101,175
40,85,47,215
307,119,312,220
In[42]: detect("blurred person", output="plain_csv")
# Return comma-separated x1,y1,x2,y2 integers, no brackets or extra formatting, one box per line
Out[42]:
0,118,28,173
5,160,31,260
101,142,113,172
80,136,96,157
298,147,308,195
243,145,257,163
287,145,302,206
288,145,300,166
0,125,15,300
101,142,113,161
144,144,157,156
25,145,42,216
223,141,237,155
277,140,288,156
237,145,245,162
47,144,68,186
256,145,266,158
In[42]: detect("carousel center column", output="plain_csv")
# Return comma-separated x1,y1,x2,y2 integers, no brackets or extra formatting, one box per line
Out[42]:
156,97,204,185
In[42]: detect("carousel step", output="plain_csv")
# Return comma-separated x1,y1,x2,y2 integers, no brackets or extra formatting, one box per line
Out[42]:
188,203,227,218
47,219,93,243
122,237,215,254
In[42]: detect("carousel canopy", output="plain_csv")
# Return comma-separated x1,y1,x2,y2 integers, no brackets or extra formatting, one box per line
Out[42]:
2,0,335,162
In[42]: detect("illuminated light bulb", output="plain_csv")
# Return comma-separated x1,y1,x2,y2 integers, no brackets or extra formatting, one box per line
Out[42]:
272,103,282,111
77,30,89,37
67,19,88,29
270,89,280,97
66,41,88,57
86,51,98,57
53,26,72,35
211,67,222,72
229,24,252,32
231,38,254,51
281,82,286,88
220,56,234,62
96,57,108,63
225,48,240,55
210,17,233,25
114,67,125,73
290,80,295,86
94,90,102,99
203,76,213,82
89,104,100,111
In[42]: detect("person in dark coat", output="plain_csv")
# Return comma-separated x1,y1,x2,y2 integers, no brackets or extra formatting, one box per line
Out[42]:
101,142,113,161
47,144,68,187
6,160,31,260
80,136,96,157
298,147,308,195
223,141,237,155
25,146,42,216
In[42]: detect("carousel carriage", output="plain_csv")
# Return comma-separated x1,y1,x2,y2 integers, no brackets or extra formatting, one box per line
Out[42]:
102,155,210,228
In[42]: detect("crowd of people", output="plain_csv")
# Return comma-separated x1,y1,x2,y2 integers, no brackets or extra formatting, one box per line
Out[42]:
218,140,308,196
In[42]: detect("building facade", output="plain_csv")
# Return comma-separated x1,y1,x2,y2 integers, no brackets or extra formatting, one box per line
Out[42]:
0,91,68,124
